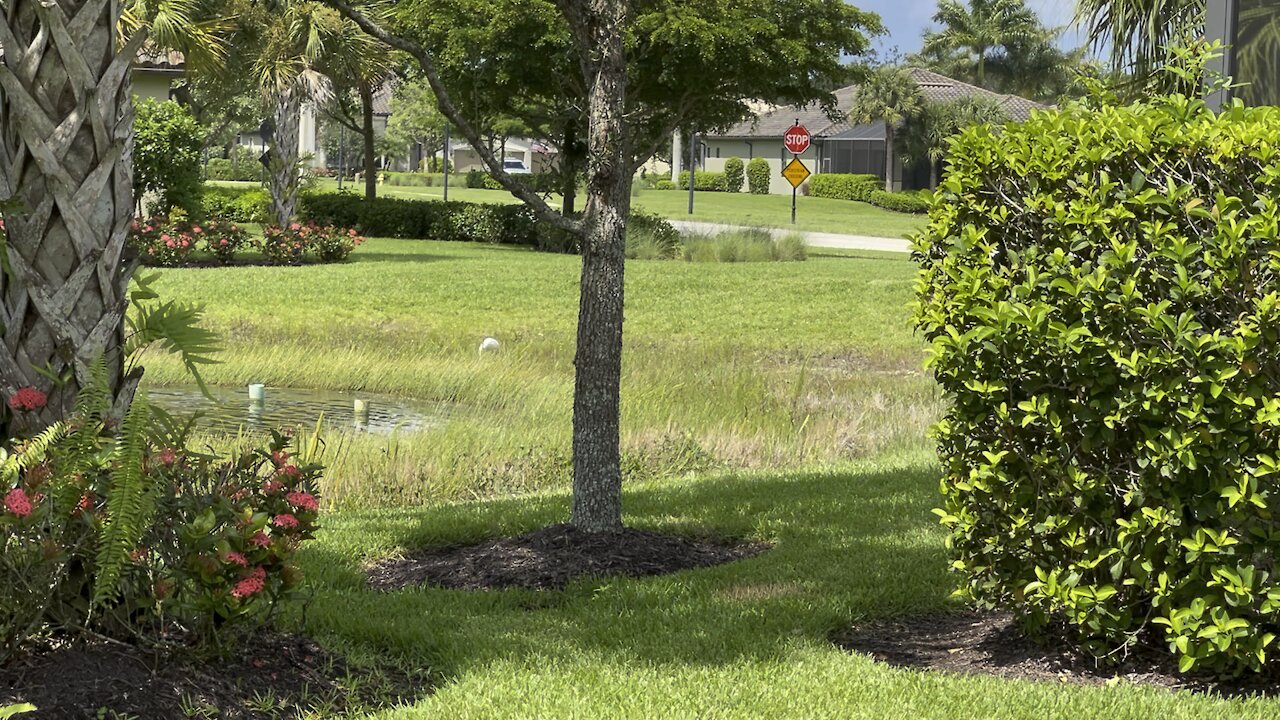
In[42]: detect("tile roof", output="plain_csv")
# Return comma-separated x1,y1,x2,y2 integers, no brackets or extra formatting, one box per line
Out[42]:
713,68,1047,140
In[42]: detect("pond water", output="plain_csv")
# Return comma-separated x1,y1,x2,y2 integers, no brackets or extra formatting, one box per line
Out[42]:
147,384,452,436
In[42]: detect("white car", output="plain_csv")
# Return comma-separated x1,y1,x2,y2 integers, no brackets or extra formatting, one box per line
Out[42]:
503,158,532,175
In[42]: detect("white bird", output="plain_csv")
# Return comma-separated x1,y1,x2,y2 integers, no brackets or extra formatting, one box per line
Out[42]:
479,337,501,355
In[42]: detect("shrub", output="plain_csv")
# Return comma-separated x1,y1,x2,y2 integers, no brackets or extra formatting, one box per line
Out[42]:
383,171,450,187
869,190,930,214
197,218,252,263
134,99,204,216
746,158,771,194
128,216,199,266
723,157,745,193
1,387,322,661
296,193,539,246
201,187,271,224
655,179,677,191
205,147,265,183
916,93,1280,674
465,169,485,189
808,173,881,202
677,171,728,192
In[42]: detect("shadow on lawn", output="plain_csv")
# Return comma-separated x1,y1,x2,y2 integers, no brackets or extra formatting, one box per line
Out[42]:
300,457,953,680
351,251,464,264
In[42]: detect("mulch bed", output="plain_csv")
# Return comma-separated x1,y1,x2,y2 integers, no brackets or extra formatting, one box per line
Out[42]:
367,523,770,592
0,633,427,719
833,611,1280,697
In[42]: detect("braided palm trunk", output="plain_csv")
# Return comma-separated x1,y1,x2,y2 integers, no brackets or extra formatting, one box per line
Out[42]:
0,0,142,435
268,86,302,227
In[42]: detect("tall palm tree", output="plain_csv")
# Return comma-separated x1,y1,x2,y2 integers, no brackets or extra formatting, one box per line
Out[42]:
0,0,222,432
922,0,1041,89
1074,0,1205,87
849,65,923,193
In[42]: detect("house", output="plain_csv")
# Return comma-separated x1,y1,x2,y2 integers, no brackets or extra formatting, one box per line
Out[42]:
696,69,1045,194
1207,0,1280,108
133,50,185,101
443,137,558,174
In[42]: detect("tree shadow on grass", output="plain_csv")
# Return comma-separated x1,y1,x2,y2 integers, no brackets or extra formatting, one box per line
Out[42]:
350,251,466,264
298,457,953,682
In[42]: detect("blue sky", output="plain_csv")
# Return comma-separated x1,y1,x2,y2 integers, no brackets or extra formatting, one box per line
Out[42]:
857,0,1084,56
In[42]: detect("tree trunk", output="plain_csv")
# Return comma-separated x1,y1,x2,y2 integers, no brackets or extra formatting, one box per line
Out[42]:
567,0,630,534
268,86,302,227
562,120,578,215
883,126,895,193
360,81,377,201
0,0,142,434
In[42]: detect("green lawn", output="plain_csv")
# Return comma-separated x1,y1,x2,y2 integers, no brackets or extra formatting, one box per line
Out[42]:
142,237,1280,718
147,238,933,506
284,179,928,239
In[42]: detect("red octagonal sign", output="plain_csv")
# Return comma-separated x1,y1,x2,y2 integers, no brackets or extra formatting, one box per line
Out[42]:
784,124,811,155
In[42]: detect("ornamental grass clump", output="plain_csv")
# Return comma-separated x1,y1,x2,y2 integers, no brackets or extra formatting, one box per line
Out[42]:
915,89,1280,674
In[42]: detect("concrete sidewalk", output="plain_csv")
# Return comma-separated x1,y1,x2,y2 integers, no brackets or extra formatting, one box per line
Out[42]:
668,220,911,254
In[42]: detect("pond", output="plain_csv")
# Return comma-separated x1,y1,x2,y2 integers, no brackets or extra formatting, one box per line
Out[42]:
147,384,452,436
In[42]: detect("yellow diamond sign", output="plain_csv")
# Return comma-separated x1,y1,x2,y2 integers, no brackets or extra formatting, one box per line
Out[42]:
782,158,811,189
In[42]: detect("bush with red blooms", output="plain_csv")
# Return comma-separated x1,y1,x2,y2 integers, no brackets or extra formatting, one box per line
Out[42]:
0,389,323,661
260,222,364,265
193,217,251,263
128,217,198,266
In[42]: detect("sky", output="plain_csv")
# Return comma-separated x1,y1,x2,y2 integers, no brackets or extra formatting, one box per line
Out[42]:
856,0,1085,57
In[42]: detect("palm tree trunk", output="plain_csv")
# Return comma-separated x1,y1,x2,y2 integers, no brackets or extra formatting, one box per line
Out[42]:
566,0,630,534
360,81,377,201
0,0,144,434
268,86,302,227
883,126,895,193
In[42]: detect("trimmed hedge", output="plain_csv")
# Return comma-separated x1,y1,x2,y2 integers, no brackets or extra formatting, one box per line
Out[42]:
297,192,538,245
383,171,452,187
201,186,270,223
535,209,679,255
869,190,930,214
916,94,1280,674
723,157,745,193
746,158,770,194
655,179,676,191
677,171,728,192
809,173,881,202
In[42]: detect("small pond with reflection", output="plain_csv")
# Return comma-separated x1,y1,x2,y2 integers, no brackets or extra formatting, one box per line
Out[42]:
147,384,452,436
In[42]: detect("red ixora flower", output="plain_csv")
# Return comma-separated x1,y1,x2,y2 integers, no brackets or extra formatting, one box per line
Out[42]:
231,566,267,599
286,491,318,513
8,386,47,412
271,450,291,467
272,514,299,530
4,487,32,517
155,448,179,466
223,550,249,567
249,531,272,548
275,464,301,480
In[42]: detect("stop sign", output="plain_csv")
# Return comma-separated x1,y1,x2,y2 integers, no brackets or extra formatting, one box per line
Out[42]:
784,124,811,155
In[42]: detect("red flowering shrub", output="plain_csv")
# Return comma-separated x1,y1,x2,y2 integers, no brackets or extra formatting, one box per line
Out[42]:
194,218,251,263
0,403,323,661
128,216,198,266
260,222,363,264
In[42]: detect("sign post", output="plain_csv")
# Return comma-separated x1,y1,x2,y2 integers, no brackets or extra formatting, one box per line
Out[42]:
782,121,811,225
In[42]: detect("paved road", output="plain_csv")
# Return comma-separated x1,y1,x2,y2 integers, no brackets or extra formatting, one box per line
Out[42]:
668,220,911,254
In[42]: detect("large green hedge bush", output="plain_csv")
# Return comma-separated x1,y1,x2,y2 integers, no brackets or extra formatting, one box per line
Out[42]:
746,158,771,195
297,192,538,245
677,171,728,192
808,173,880,202
134,99,204,216
869,190,930,214
915,93,1280,674
723,157,745,193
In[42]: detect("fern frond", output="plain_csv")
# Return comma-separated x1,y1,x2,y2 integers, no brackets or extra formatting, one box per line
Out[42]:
92,395,157,609
126,299,222,397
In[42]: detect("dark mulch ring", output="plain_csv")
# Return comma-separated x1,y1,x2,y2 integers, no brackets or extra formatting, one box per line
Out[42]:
368,523,771,592
833,611,1280,698
1,633,428,719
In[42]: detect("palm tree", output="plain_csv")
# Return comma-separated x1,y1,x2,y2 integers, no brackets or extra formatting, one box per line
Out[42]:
922,0,1041,89
849,65,923,193
899,96,1008,189
0,0,222,432
1074,0,1205,87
